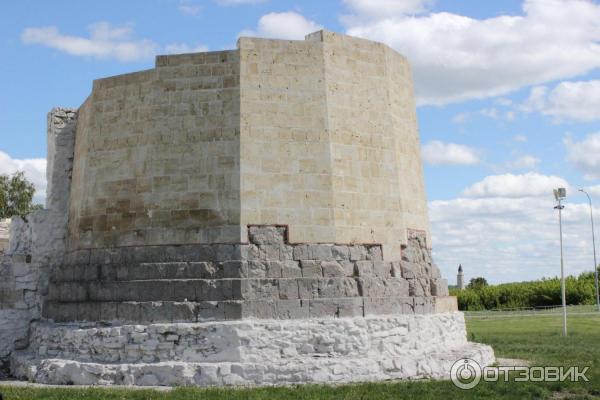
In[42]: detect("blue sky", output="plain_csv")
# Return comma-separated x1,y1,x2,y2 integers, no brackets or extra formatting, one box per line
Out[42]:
1,0,599,284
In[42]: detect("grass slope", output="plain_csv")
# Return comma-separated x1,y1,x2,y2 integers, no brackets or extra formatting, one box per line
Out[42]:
1,313,599,399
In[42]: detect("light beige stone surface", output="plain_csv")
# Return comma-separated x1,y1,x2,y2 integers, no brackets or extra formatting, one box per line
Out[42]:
0,219,9,255
67,31,430,261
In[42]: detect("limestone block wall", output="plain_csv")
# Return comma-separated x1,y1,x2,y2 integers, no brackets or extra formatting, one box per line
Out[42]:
68,52,241,250
238,36,334,244
320,32,428,258
66,31,430,261
239,32,429,259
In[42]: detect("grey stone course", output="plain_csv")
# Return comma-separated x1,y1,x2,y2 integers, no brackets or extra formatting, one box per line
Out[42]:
43,226,448,323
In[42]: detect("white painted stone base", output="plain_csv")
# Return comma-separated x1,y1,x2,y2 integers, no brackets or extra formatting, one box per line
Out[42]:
11,312,494,386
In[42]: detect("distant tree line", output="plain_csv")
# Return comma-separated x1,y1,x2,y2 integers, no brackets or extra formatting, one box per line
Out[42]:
450,270,600,310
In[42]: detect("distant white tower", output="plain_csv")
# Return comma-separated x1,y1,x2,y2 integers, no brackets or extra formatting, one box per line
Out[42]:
457,264,464,290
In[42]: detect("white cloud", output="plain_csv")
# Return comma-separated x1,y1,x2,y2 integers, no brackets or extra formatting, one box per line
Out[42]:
462,172,569,198
240,12,322,40
513,135,528,143
216,0,267,5
506,155,540,170
343,0,600,105
451,113,468,124
178,0,202,15
22,22,159,62
564,133,600,180
584,185,600,199
430,195,597,283
22,22,209,62
164,43,208,54
421,141,480,166
342,0,433,20
0,151,46,204
523,81,600,122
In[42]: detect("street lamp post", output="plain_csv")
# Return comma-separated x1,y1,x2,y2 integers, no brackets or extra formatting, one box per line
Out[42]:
554,188,567,337
579,189,599,312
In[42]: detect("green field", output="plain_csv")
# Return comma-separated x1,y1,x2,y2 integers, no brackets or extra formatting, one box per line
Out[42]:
1,313,599,399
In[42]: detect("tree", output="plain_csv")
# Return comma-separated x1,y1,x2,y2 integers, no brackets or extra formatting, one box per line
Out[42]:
0,171,42,219
467,277,488,290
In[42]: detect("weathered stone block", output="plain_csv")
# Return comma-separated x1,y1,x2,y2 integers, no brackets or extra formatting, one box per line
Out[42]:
292,245,309,261
373,261,391,278
355,261,374,277
332,246,349,260
222,261,247,278
337,298,364,317
278,279,299,300
238,279,279,300
321,261,345,277
430,278,448,297
215,245,235,261
99,302,118,321
247,260,268,278
367,246,383,261
248,226,286,245
197,301,225,321
308,299,338,318
172,302,197,322
281,260,302,278
400,261,419,279
348,246,366,261
318,278,359,298
266,261,283,278
300,260,322,277
308,245,334,261
297,278,319,299
274,299,308,319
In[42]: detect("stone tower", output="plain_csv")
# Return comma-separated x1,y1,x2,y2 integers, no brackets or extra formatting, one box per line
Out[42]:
5,30,494,386
457,264,464,290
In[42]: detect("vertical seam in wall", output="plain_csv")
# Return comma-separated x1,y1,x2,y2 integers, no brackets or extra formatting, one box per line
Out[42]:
235,49,243,241
384,47,405,258
319,37,338,242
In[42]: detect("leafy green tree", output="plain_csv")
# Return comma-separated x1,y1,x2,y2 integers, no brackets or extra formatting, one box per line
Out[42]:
467,277,489,290
0,171,42,218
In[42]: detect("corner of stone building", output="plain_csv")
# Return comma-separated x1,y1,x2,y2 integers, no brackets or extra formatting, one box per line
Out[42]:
0,107,77,375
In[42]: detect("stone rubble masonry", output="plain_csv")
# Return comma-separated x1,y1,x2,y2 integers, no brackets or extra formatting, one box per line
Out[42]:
0,219,9,256
0,108,77,372
11,312,495,386
44,225,450,323
67,30,429,259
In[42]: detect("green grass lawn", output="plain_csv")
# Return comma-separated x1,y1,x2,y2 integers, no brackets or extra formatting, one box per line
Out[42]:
1,313,599,400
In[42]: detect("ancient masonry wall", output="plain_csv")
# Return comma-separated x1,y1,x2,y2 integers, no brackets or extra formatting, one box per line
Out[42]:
67,32,430,260
0,108,77,371
237,31,430,258
69,52,241,250
44,225,449,323
0,219,9,256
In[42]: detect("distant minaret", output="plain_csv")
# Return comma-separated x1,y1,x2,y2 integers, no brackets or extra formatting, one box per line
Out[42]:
457,264,464,290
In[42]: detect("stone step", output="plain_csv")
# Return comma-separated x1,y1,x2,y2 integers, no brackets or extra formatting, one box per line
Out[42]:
47,276,417,303
11,341,496,386
51,257,426,283
23,312,473,367
43,295,440,323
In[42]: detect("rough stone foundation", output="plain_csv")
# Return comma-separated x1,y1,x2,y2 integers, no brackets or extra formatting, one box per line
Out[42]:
12,313,494,386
